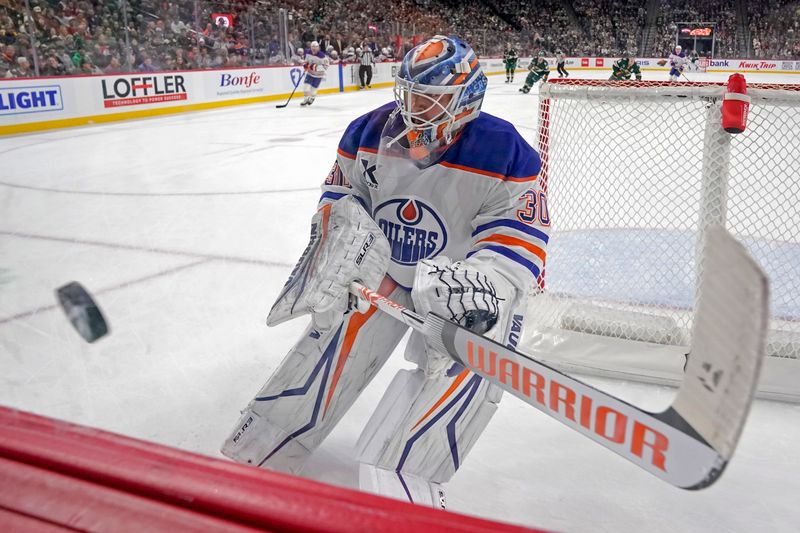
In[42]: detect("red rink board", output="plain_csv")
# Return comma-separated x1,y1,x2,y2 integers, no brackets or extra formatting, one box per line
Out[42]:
0,406,547,532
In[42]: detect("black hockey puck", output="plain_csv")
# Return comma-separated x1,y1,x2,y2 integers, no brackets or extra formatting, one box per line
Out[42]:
55,281,109,343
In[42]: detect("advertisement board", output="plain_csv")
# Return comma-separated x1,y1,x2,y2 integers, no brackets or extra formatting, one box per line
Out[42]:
2,56,798,135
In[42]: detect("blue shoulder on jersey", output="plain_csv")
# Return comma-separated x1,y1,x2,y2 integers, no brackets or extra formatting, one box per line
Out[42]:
443,113,541,180
338,102,395,157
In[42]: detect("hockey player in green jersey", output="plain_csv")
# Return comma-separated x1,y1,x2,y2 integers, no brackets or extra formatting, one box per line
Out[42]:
503,43,519,83
609,52,642,81
519,52,549,93
688,49,700,71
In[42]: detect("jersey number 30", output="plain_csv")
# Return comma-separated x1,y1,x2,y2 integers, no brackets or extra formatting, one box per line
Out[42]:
517,189,549,226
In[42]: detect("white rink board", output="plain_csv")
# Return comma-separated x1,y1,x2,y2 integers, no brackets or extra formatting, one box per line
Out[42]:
0,62,401,132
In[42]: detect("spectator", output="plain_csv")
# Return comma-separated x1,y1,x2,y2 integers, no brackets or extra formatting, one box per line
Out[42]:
331,33,346,54
139,56,157,72
10,56,33,78
80,59,100,75
104,56,123,74
41,55,66,76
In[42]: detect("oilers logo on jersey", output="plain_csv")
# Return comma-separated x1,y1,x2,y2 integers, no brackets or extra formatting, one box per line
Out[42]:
374,198,448,277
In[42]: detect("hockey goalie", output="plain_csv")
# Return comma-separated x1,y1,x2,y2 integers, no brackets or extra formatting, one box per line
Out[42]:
221,35,549,507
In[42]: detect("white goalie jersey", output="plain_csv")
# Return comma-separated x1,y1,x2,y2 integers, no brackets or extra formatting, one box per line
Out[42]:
322,102,549,298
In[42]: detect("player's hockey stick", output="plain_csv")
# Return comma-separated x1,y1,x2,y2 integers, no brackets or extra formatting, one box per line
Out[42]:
276,69,306,109
349,226,769,489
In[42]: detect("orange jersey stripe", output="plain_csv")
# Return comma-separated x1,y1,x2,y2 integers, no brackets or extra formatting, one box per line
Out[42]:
337,147,356,160
506,174,539,183
438,160,538,183
411,368,470,431
476,234,547,263
439,160,506,180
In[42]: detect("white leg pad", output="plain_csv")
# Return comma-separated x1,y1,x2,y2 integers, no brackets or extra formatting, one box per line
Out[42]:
221,409,311,475
222,282,411,474
356,365,500,485
359,463,446,509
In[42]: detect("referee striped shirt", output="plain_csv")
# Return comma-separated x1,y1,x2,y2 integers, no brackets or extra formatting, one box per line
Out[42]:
359,49,375,66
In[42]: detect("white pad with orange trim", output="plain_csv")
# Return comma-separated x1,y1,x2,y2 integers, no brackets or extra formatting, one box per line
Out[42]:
267,195,390,330
355,363,501,494
354,288,527,504
222,280,411,473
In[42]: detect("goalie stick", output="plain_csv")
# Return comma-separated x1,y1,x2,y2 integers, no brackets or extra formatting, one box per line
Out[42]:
349,226,769,489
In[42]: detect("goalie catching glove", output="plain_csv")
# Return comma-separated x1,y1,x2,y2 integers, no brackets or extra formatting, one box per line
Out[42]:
267,196,390,330
411,257,516,377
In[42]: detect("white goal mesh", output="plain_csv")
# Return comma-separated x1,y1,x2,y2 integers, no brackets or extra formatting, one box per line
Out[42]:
528,79,800,359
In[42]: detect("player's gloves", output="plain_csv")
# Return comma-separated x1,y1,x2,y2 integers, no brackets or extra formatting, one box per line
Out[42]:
411,257,515,377
267,196,390,330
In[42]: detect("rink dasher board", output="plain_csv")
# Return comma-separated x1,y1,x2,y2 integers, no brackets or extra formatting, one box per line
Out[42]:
0,62,400,135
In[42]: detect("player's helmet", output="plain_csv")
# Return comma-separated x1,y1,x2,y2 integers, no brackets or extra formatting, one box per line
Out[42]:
621,50,630,59
675,45,682,52
380,35,487,167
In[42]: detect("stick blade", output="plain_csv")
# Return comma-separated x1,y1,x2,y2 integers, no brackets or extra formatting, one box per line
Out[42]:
673,226,769,467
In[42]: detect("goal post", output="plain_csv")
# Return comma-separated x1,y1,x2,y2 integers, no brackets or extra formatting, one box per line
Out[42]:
525,78,800,401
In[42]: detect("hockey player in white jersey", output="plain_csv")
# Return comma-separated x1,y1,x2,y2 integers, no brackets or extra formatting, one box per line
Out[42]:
301,41,329,106
668,45,687,81
222,35,549,507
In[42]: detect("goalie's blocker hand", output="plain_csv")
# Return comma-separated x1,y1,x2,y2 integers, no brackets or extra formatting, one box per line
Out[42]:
412,257,515,376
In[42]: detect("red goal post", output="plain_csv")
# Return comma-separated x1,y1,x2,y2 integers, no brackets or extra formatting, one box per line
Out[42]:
527,78,800,399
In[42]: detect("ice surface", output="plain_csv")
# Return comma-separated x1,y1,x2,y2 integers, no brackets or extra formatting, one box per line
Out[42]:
1,70,799,532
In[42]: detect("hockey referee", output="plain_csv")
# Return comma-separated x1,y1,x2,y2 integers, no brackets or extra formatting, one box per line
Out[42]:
358,46,374,89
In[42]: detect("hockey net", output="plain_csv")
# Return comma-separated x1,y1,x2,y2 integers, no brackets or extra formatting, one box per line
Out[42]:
527,79,800,367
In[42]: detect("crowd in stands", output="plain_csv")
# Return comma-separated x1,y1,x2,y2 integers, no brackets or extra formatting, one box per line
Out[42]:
651,0,738,58
1,0,799,79
573,0,645,56
749,0,800,59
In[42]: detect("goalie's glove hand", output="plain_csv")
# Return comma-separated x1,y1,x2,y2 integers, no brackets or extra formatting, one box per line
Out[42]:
267,196,390,330
411,257,515,377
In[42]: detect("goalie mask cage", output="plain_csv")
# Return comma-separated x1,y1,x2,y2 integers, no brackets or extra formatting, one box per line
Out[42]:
528,78,800,361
